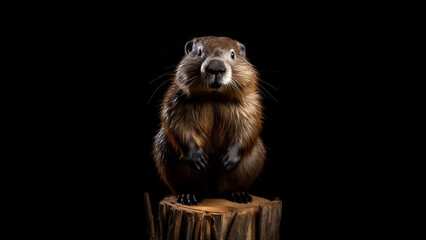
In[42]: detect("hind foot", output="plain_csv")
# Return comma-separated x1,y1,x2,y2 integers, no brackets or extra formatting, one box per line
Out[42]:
225,191,252,204
176,193,203,205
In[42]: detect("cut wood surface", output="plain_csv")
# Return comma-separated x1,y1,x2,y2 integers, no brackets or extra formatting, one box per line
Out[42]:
158,195,282,240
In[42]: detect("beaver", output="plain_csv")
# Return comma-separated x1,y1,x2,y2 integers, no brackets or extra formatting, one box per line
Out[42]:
153,36,266,205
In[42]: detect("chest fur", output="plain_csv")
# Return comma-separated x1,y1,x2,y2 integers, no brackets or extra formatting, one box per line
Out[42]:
164,91,261,153
198,102,251,150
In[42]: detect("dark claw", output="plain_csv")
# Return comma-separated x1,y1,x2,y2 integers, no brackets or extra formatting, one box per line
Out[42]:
177,193,203,205
241,192,249,203
184,194,191,205
197,162,205,171
225,192,252,204
177,194,184,204
235,192,242,203
231,192,237,202
247,193,252,202
191,194,198,205
240,192,247,203
203,155,209,168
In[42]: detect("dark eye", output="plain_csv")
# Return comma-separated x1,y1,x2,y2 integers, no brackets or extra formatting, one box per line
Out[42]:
197,49,202,57
231,51,235,59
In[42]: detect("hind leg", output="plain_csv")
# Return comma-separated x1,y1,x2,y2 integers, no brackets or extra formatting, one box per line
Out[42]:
170,164,206,205
153,128,208,205
218,139,266,203
157,154,206,205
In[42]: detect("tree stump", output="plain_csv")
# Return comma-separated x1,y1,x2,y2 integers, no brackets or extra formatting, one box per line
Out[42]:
157,195,282,240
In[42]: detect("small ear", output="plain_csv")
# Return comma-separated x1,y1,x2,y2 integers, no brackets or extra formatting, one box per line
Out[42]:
238,42,246,57
184,40,193,55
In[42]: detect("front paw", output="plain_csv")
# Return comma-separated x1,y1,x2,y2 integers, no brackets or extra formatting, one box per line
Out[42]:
186,148,208,171
221,149,241,171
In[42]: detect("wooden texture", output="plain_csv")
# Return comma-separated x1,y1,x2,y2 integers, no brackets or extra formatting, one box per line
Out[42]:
144,193,158,240
157,195,282,240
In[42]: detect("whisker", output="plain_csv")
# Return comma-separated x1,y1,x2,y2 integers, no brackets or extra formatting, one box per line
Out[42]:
163,63,178,71
147,79,170,105
149,71,176,85
260,70,284,73
230,77,244,95
261,80,279,91
259,84,279,103
257,86,268,100
186,76,199,87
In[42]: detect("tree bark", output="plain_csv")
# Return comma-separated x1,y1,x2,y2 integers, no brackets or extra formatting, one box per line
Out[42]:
144,193,158,240
157,195,282,240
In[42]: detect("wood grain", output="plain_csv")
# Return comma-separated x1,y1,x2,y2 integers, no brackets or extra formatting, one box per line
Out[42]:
157,195,282,240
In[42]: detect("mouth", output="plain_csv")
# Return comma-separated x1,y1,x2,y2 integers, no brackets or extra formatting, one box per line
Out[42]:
209,81,221,89
208,75,222,89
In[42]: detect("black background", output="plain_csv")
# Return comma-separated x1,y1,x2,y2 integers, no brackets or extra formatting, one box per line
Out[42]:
47,2,389,239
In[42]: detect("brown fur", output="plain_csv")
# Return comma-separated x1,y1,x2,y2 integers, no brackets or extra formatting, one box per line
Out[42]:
153,36,266,196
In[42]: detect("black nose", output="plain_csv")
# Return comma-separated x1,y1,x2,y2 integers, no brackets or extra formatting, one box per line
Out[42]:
206,60,226,75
